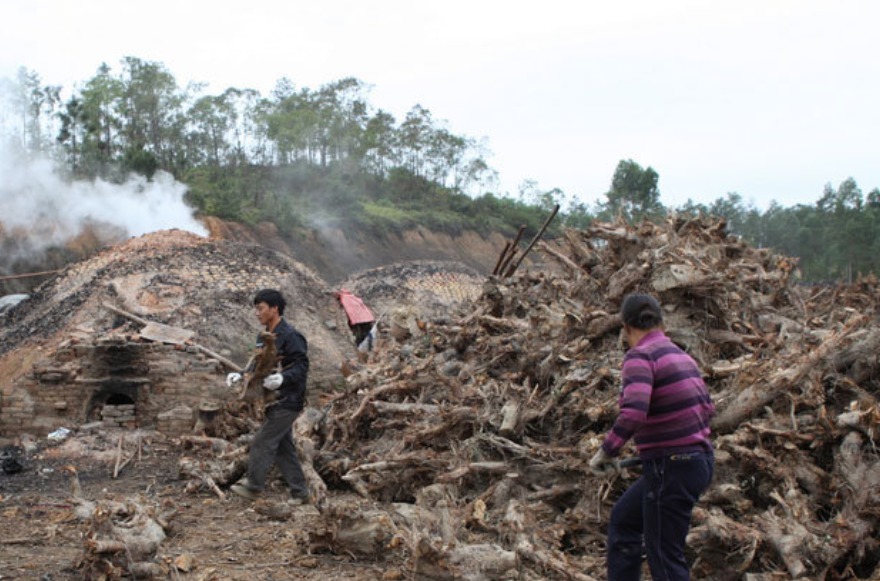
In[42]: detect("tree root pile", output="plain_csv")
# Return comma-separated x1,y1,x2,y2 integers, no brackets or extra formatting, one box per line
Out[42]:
63,468,177,579
187,216,880,579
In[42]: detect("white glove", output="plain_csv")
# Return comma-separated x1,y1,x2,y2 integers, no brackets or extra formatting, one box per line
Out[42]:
589,448,619,476
226,372,242,388
263,373,283,390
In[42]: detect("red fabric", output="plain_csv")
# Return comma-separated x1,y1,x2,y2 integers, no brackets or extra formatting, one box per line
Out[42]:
335,290,375,325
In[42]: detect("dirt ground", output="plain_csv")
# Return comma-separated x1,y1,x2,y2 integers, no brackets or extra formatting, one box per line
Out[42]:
0,431,405,580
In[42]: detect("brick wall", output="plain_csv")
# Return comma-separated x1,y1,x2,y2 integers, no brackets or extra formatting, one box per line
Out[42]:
0,334,232,440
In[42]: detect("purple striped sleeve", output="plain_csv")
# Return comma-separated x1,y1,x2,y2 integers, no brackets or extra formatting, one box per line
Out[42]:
602,331,714,457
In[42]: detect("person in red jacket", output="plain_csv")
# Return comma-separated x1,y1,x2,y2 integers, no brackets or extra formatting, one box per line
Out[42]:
590,293,715,580
335,289,376,349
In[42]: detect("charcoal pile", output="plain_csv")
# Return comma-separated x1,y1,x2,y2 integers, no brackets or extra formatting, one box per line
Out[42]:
294,216,880,580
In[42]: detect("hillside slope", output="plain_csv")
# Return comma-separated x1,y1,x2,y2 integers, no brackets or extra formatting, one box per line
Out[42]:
202,217,509,284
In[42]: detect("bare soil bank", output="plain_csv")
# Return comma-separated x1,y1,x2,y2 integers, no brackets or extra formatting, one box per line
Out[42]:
202,218,509,284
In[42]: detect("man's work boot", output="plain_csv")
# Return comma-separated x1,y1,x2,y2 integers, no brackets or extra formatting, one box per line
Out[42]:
287,488,309,506
230,479,260,500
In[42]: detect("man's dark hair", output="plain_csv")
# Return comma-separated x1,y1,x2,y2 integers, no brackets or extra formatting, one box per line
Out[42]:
621,293,662,329
254,289,286,316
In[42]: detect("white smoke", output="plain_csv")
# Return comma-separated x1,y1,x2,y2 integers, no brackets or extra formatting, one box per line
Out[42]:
0,145,207,270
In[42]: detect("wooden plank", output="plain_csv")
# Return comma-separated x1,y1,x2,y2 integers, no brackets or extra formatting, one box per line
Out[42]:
102,302,242,371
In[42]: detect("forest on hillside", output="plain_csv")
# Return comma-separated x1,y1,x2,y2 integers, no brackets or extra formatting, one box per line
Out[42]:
2,58,879,282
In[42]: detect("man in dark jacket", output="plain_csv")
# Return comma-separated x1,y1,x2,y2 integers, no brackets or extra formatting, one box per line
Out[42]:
229,289,310,503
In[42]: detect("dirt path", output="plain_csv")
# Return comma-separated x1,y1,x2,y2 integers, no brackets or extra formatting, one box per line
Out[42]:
0,433,403,580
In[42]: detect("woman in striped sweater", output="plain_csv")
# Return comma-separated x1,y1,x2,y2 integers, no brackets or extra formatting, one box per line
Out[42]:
590,293,715,580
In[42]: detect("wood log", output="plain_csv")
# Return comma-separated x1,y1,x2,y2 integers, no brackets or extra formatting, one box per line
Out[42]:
0,268,59,281
314,508,397,556
492,240,513,275
128,562,167,578
478,315,530,333
688,506,761,574
112,434,124,478
538,240,584,273
499,400,520,437
562,229,600,269
112,519,166,559
445,543,518,578
706,328,757,351
761,480,841,579
584,312,621,340
761,512,811,579
713,315,866,433
504,204,559,278
294,408,329,511
526,483,582,502
831,328,880,383
740,271,787,284
179,434,238,456
404,407,477,447
496,225,526,276
478,433,531,457
651,263,712,292
437,461,510,483
344,459,404,476
88,539,128,553
343,473,372,499
342,451,443,493
837,429,880,508
606,262,649,301
128,561,168,579
112,435,140,479
349,380,422,424
178,454,244,491
192,343,242,372
84,500,167,563
707,357,751,378
371,401,440,414
182,466,226,499
516,535,598,581
528,371,607,424
586,222,641,244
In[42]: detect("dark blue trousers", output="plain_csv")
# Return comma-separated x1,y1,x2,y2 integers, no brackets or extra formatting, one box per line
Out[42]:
607,451,713,581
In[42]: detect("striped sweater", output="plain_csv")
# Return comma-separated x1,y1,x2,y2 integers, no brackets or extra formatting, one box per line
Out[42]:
601,330,715,459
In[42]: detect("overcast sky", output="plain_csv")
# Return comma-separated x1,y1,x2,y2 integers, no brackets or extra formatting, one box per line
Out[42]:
2,0,878,210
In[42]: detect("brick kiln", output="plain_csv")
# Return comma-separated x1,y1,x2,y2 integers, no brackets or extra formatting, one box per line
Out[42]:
338,259,485,338
4,331,231,438
0,229,357,441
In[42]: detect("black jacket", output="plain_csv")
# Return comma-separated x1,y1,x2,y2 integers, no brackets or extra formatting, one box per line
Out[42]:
257,318,309,410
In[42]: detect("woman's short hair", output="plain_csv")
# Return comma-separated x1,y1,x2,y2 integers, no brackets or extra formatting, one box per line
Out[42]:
620,293,662,329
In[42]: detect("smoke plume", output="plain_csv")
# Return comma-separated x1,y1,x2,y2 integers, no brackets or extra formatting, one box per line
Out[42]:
0,145,207,273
